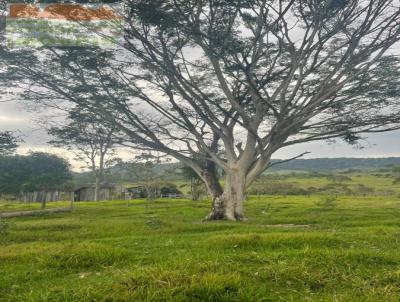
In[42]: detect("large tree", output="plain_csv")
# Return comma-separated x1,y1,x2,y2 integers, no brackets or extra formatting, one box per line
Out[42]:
2,0,400,220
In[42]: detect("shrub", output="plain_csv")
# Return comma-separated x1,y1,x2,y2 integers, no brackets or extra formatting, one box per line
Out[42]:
356,184,375,196
315,195,338,208
326,175,352,183
160,183,182,195
316,183,353,195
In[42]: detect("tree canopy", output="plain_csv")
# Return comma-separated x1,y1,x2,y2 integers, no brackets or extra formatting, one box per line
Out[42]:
0,152,71,195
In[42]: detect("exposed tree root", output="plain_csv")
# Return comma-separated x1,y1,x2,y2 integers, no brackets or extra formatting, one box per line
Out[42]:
203,210,246,222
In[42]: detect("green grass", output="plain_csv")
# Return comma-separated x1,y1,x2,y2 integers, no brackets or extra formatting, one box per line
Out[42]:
1,196,400,301
0,201,73,213
291,174,400,192
259,172,400,195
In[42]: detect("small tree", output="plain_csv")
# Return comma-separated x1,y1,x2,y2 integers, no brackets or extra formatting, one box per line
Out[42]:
356,184,375,197
129,153,169,201
48,109,120,201
180,165,206,201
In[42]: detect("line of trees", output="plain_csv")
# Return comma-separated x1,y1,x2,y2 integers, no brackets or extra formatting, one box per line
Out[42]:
0,152,71,208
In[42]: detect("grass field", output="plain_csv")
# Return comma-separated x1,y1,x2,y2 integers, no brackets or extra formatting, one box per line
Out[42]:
282,173,400,193
248,172,400,196
0,201,73,213
1,196,400,301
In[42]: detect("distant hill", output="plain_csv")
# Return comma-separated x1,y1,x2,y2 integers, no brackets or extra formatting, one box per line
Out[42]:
72,162,181,184
268,157,400,172
73,157,400,182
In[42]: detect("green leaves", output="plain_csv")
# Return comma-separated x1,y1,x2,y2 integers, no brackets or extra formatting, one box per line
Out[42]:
0,152,71,194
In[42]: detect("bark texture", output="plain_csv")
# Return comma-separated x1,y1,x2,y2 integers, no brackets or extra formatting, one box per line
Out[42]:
203,166,246,221
94,177,101,201
40,193,46,209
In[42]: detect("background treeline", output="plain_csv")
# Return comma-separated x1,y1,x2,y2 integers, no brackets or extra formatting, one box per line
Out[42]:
74,157,400,184
0,152,72,196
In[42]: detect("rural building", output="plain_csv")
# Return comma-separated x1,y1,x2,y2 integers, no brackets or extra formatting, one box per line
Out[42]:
73,183,125,201
18,183,183,203
123,186,147,199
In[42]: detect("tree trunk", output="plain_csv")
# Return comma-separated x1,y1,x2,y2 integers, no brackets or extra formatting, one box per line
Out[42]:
205,172,246,221
145,185,154,201
40,191,46,209
190,177,195,201
200,161,246,221
201,161,223,197
94,176,101,201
